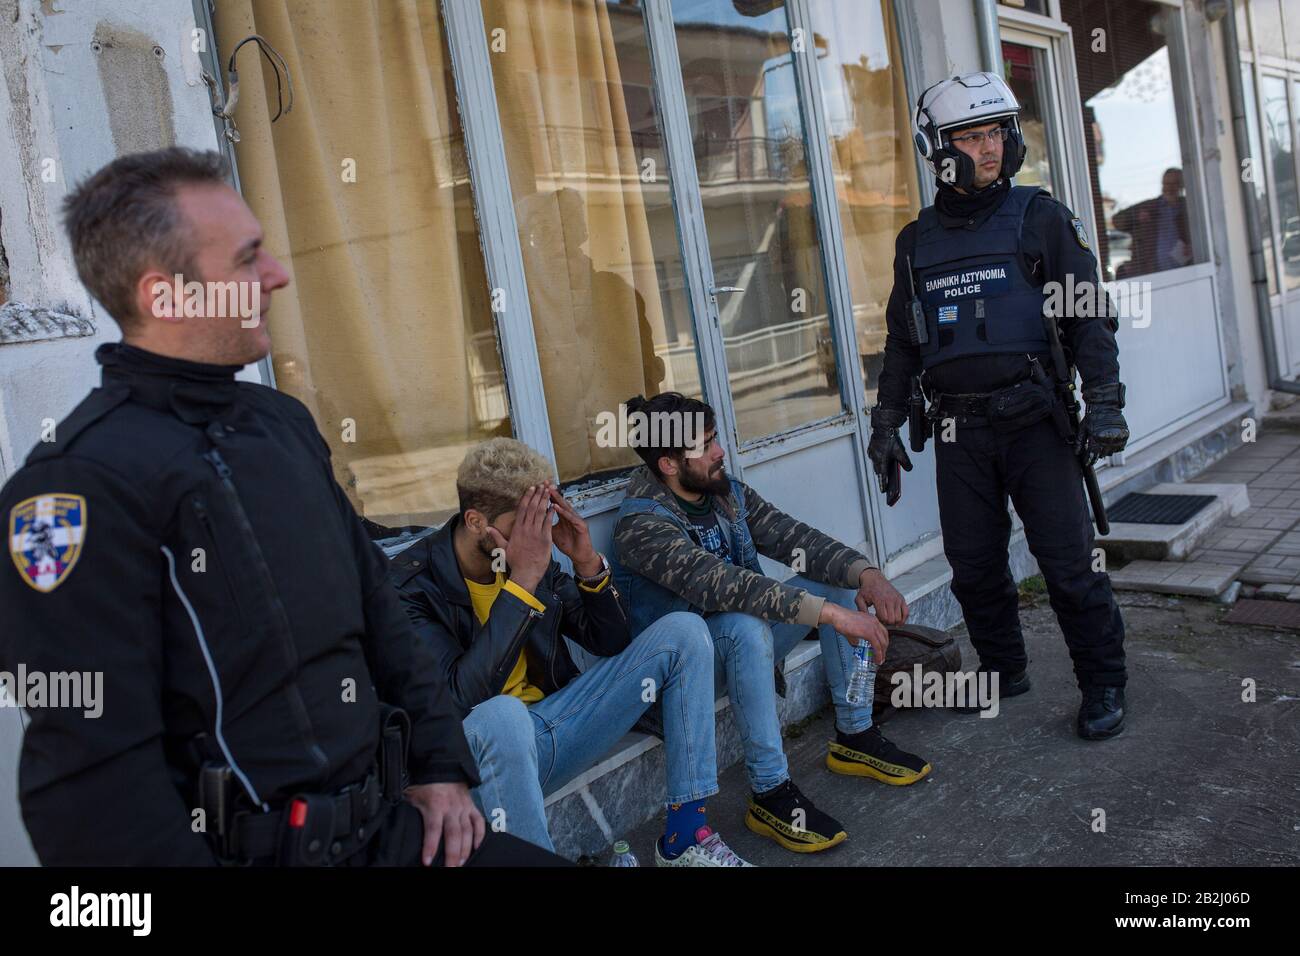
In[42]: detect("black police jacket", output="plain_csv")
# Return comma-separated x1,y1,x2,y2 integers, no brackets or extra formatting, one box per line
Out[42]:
0,343,478,865
389,515,632,718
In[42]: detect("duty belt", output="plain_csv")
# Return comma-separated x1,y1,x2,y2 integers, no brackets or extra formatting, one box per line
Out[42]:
935,392,993,419
230,767,386,865
197,704,411,865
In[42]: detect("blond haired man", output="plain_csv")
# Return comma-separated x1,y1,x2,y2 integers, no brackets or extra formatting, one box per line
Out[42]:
391,438,749,866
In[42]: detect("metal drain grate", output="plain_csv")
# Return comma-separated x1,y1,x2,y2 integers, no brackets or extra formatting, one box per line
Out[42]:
1223,599,1300,630
1107,492,1216,525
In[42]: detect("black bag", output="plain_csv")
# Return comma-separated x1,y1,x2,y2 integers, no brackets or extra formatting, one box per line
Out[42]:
873,624,962,721
987,378,1055,434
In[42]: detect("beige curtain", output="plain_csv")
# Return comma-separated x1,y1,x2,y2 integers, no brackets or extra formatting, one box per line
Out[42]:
483,0,668,481
214,0,502,526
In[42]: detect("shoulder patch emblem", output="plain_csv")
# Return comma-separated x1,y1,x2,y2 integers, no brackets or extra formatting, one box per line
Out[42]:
9,494,86,593
1071,217,1091,251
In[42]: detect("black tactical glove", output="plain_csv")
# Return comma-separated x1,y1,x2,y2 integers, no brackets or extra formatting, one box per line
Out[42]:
868,406,913,507
1081,382,1129,459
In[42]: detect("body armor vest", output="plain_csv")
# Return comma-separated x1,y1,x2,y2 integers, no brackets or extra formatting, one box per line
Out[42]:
912,185,1050,370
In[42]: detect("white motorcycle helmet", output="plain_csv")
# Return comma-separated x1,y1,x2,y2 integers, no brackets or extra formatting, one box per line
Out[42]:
913,71,1027,189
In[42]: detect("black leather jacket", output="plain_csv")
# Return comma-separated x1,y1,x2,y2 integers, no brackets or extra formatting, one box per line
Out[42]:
389,515,632,717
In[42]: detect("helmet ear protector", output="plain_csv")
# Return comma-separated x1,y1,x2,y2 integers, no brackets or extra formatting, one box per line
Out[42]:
914,96,977,189
1001,119,1027,180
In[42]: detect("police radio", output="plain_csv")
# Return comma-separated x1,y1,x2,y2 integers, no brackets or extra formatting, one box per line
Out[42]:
905,255,928,348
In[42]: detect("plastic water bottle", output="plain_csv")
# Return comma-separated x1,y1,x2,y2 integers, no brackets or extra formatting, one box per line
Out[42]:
610,840,639,867
845,640,877,706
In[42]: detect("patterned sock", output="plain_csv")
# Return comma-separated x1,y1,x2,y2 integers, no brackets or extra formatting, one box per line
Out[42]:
659,798,708,859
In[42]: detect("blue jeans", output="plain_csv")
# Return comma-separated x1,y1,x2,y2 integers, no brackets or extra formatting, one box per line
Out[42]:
707,574,872,794
461,611,718,852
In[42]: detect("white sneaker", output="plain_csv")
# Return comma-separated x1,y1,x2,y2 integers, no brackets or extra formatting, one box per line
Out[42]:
655,826,754,867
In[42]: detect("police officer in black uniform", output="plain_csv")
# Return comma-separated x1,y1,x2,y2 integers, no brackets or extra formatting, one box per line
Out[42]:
867,73,1130,740
0,148,565,865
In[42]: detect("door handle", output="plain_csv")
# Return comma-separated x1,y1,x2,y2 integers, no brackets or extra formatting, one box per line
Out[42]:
710,286,745,295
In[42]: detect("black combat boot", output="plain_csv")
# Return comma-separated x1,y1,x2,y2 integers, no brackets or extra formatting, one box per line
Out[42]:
1077,685,1125,740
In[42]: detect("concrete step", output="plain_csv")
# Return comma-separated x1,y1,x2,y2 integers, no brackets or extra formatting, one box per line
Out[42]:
542,534,1041,860
1108,558,1245,600
1097,482,1249,562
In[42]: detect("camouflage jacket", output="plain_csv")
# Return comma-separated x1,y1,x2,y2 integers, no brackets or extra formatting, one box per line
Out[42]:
611,465,876,632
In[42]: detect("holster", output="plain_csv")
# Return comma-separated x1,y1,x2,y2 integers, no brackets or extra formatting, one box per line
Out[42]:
908,376,931,453
1027,357,1077,443
195,703,412,866
378,703,412,804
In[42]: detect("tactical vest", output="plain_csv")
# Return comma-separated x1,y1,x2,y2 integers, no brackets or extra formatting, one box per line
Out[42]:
912,185,1050,369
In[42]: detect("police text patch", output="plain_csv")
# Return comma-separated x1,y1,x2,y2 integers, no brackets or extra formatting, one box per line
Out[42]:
921,263,1012,303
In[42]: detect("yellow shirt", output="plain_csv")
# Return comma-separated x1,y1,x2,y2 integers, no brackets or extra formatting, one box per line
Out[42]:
464,573,547,704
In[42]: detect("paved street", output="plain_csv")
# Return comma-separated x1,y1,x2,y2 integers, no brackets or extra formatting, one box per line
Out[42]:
622,592,1300,867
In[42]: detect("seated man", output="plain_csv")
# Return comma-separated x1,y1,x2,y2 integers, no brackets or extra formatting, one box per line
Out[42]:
391,438,748,866
611,392,932,854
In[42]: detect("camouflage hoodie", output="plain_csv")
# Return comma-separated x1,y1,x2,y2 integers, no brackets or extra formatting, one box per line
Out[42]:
611,465,876,631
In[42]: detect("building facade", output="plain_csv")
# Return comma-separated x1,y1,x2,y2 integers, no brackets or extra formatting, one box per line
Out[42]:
0,0,1291,863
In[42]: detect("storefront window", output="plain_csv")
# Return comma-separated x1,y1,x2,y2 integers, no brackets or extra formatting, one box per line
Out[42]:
1243,66,1279,296
671,0,845,443
807,0,920,405
1262,75,1300,290
482,0,703,484
1002,40,1064,196
215,1,505,528
1063,0,1206,281
1251,0,1288,60
1000,0,1049,13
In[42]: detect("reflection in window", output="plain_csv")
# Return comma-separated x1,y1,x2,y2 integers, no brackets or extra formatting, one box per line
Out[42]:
482,0,703,485
1002,41,1062,196
1242,66,1278,295
1251,0,1287,60
808,0,919,405
215,0,507,528
672,0,845,444
999,0,1049,13
1063,0,1205,280
1261,75,1300,291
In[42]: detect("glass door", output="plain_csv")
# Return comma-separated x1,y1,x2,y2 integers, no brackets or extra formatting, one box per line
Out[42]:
1001,28,1074,206
666,0,848,447
1259,70,1300,374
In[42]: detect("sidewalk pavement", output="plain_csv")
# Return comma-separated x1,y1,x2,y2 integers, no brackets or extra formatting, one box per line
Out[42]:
1187,427,1300,594
619,592,1300,867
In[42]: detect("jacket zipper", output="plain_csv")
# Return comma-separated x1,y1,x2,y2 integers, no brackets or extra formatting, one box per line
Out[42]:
191,497,248,631
202,446,329,776
497,607,543,692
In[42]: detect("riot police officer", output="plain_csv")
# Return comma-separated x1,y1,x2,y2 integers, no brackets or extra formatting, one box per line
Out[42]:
867,73,1130,740
0,147,564,865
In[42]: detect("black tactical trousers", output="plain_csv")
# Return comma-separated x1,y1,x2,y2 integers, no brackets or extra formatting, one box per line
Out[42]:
934,416,1126,689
